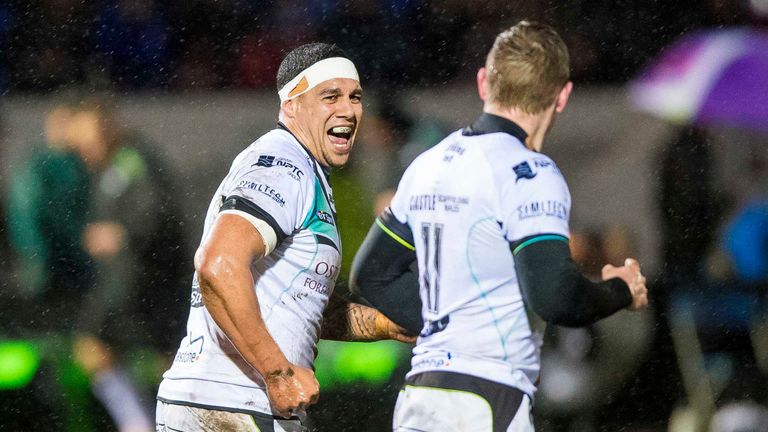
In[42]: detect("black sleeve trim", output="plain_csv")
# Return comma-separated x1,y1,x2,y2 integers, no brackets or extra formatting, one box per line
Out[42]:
510,234,632,327
350,216,422,334
221,195,288,246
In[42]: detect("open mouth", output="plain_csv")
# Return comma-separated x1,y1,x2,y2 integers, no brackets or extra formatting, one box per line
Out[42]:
327,126,354,148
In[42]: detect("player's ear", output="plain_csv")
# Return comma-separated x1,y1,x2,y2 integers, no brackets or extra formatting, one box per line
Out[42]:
281,98,297,119
477,67,489,102
555,81,573,113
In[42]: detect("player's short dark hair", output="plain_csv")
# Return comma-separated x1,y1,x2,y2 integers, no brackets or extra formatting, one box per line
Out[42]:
276,43,350,91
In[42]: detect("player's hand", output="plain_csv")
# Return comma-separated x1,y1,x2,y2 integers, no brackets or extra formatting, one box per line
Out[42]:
374,312,418,343
602,258,648,311
264,365,319,419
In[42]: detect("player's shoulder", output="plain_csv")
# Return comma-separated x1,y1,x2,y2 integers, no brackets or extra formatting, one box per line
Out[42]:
231,129,314,183
475,134,561,181
245,129,314,168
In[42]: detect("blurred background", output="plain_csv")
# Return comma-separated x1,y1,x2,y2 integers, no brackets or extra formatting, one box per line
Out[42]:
0,0,768,431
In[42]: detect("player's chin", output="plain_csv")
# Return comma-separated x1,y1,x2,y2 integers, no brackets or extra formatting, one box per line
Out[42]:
326,152,350,168
324,141,352,167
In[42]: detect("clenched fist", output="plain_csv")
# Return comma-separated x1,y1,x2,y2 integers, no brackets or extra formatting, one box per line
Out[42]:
264,365,319,419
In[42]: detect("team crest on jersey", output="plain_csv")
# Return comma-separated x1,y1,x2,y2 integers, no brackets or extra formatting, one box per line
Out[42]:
256,155,275,167
513,161,537,182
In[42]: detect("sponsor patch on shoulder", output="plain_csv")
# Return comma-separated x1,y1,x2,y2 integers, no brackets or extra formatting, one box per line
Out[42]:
253,155,304,180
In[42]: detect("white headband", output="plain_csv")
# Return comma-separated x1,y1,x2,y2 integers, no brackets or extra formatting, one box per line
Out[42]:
278,57,360,102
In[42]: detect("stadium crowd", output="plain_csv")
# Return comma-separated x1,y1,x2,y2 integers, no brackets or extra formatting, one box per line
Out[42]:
0,0,764,93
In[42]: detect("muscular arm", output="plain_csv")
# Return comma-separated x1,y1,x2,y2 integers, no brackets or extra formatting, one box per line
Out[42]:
321,292,377,341
511,234,633,327
195,213,290,377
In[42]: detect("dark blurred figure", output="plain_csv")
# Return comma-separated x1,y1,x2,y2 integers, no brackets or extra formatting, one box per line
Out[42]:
659,127,722,287
6,105,91,300
351,103,410,215
5,98,187,431
718,147,768,397
67,99,189,356
660,130,768,430
723,149,768,283
351,100,449,216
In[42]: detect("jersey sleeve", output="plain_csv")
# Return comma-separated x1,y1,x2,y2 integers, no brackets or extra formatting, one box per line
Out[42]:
499,156,572,242
220,154,308,248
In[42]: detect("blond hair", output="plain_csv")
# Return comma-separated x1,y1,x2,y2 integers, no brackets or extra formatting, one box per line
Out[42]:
485,21,570,114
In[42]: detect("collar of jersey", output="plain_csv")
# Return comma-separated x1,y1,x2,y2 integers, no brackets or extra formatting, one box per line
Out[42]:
276,122,332,177
462,113,528,144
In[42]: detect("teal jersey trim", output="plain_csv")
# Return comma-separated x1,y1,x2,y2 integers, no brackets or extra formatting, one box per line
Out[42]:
512,234,568,256
266,178,338,318
301,178,340,249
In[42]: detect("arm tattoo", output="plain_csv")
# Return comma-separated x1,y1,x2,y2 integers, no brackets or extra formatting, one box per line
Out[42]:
321,292,380,341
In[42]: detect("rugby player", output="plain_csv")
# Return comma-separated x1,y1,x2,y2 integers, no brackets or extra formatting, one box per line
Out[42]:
350,21,649,431
156,43,414,432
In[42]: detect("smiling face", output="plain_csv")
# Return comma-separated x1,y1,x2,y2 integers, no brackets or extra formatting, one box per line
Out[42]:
282,77,362,168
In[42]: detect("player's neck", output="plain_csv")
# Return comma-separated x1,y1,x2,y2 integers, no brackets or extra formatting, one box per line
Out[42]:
279,116,322,163
483,104,554,152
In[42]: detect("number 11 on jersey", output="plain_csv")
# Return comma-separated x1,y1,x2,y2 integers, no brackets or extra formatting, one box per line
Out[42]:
420,222,443,315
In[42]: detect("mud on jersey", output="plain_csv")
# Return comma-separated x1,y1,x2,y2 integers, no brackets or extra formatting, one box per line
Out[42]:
158,127,340,417
389,115,571,397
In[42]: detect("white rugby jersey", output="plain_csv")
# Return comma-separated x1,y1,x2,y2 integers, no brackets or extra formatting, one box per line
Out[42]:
158,125,340,416
389,113,571,397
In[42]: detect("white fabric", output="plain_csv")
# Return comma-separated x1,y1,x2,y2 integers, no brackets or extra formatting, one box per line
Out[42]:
220,209,278,255
507,396,534,432
158,128,341,417
388,129,571,397
278,57,360,101
155,401,307,432
392,385,534,431
393,385,492,432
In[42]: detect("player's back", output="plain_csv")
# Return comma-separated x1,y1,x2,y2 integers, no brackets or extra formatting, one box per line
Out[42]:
389,122,571,395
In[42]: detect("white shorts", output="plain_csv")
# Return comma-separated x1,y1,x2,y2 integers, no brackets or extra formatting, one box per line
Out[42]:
155,400,306,432
392,372,534,432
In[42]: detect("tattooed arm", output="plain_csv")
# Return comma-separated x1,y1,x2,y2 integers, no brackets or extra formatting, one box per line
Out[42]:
321,292,416,343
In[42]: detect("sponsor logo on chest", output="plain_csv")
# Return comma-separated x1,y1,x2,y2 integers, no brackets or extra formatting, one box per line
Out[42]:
254,155,304,180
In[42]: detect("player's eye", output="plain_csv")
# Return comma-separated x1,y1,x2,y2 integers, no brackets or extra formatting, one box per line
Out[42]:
323,95,339,102
350,94,362,103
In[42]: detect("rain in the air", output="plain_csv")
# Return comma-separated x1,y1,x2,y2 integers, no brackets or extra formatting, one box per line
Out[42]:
0,1,767,431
